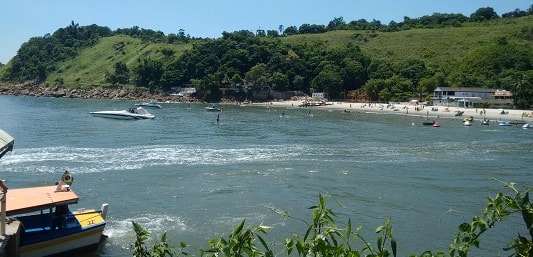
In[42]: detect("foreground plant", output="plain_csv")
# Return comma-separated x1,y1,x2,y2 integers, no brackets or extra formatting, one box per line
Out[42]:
130,180,531,257
198,220,272,257
284,193,397,257
132,221,185,257
449,179,532,257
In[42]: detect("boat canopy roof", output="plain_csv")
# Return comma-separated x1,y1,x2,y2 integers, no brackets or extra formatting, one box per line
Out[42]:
0,129,14,159
6,185,79,216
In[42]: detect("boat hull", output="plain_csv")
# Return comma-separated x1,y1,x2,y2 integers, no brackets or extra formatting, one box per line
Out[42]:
135,102,161,108
90,112,138,120
498,121,511,126
18,208,106,257
19,224,105,257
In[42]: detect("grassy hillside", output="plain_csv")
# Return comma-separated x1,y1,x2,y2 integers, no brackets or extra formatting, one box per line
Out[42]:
3,15,532,90
45,35,192,87
281,16,533,71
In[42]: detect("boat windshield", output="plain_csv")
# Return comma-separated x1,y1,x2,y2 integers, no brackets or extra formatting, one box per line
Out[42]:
135,108,149,114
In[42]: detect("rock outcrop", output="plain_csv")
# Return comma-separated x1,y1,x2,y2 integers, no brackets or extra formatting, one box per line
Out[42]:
0,81,189,102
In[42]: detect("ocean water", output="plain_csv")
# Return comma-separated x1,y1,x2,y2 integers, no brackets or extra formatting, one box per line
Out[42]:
0,95,531,257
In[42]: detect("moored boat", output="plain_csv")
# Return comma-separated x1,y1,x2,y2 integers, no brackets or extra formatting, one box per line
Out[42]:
498,120,512,126
422,120,435,126
0,129,108,257
135,100,161,109
205,103,221,112
90,107,155,120
2,172,108,257
463,116,473,126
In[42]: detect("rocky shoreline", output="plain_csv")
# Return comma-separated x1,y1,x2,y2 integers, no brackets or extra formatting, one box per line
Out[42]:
0,81,198,102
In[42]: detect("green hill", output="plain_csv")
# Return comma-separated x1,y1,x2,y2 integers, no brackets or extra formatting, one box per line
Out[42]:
10,15,528,89
1,14,532,106
280,15,533,71
45,35,192,87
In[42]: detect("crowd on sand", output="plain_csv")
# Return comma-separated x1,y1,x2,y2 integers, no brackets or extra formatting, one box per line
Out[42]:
253,99,533,124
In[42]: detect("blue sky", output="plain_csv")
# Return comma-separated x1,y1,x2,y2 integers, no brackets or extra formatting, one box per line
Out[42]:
1,0,531,64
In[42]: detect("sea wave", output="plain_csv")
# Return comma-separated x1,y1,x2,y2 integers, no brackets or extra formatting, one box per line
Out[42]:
0,144,305,174
103,212,188,250
0,139,513,174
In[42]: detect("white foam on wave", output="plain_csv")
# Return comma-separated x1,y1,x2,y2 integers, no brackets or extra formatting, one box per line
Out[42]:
0,144,304,174
0,139,501,174
104,212,188,248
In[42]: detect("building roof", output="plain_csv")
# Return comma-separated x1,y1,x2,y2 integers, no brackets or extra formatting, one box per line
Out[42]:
6,185,79,216
434,87,497,93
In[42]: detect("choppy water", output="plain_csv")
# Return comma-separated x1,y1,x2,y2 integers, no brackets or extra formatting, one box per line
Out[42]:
0,95,531,256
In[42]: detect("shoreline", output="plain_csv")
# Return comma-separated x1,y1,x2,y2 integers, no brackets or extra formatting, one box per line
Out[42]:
2,82,532,124
252,100,533,123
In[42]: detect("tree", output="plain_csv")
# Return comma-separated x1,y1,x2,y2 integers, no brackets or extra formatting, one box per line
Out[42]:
196,74,222,102
418,72,449,100
270,72,289,91
134,58,163,92
266,30,279,37
245,63,269,86
327,17,346,30
298,24,326,34
470,7,499,22
512,71,533,109
106,61,130,85
395,59,427,99
283,26,299,36
312,65,343,99
256,29,266,37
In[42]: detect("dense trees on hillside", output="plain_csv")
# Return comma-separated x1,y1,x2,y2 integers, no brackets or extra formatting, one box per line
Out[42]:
2,6,533,108
3,21,112,82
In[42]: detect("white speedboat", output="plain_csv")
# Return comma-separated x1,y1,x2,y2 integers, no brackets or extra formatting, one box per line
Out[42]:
90,107,155,120
135,100,161,108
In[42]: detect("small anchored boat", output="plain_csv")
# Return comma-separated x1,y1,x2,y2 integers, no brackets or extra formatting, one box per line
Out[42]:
135,100,161,109
498,120,512,126
205,103,221,112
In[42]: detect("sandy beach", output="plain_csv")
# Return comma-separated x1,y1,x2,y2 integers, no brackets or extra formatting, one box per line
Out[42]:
253,100,533,124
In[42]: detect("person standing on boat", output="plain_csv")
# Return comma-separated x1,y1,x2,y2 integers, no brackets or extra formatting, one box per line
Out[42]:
52,204,69,230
